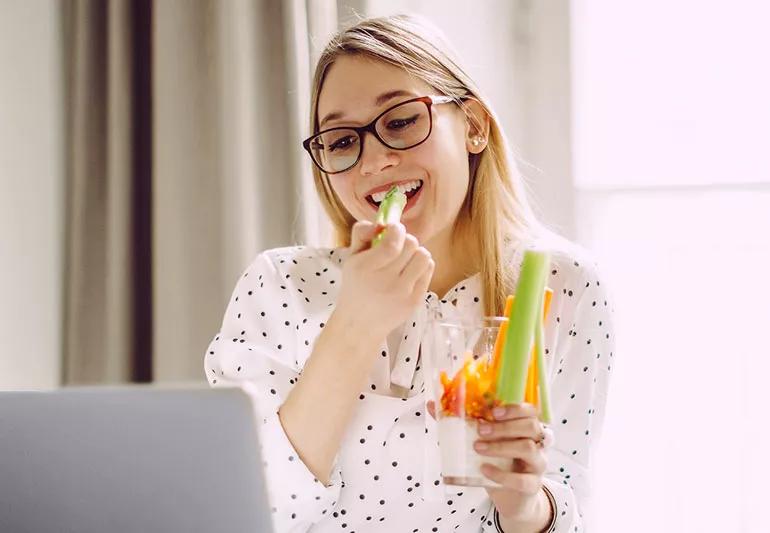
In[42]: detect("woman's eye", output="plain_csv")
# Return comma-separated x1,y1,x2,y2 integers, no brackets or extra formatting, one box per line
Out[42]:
386,115,419,130
330,136,357,152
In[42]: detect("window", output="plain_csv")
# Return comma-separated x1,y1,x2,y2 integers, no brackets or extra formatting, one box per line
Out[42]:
571,2,770,531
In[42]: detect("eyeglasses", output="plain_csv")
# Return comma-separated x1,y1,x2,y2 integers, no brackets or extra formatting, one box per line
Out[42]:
302,95,456,174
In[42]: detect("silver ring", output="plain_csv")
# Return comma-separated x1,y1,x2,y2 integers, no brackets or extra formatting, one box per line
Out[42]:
536,424,555,449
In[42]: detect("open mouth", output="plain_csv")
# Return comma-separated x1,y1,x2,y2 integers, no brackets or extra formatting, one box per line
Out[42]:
365,179,424,209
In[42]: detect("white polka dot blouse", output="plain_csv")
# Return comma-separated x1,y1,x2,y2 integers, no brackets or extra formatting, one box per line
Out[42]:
204,240,615,533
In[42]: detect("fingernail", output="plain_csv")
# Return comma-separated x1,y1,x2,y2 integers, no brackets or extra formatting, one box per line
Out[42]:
474,441,488,451
478,423,492,435
492,407,506,419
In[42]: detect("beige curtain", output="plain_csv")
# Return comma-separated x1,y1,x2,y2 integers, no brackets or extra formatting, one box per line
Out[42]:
62,0,337,385
62,0,153,384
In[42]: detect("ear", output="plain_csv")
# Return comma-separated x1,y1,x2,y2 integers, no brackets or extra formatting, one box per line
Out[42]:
462,98,491,154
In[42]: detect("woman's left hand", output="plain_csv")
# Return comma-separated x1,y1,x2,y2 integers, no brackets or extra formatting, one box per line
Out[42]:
476,402,554,528
427,401,555,528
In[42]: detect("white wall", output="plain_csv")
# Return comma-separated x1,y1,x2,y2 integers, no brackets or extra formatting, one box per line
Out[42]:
0,0,64,390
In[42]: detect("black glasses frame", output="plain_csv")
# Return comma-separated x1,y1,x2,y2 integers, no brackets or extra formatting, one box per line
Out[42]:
302,95,456,174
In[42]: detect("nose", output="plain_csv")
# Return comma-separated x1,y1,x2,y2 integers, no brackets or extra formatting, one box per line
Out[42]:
358,131,399,176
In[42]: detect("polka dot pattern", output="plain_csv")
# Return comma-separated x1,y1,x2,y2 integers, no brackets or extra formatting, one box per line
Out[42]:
203,241,615,533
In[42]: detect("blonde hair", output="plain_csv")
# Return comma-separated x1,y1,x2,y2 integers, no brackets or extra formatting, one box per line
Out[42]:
309,14,549,316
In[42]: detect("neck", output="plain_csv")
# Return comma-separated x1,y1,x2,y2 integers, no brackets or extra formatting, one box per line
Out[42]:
424,223,479,300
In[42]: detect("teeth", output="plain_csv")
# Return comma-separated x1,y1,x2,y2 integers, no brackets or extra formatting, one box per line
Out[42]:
371,191,387,203
396,180,422,195
370,180,422,203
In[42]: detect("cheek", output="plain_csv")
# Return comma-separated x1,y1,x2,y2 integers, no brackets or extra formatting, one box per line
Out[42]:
328,176,363,218
432,111,470,159
415,129,470,199
421,113,468,169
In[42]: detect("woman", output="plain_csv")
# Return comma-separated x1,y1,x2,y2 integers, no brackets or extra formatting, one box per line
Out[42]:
204,14,615,533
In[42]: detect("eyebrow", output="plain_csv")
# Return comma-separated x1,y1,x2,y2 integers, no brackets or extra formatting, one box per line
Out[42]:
319,89,415,128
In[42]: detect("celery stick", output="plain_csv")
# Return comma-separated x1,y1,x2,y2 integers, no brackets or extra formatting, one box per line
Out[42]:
371,186,407,247
534,291,552,423
496,250,551,404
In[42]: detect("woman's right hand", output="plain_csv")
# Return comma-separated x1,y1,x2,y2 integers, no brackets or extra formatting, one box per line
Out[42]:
334,220,435,343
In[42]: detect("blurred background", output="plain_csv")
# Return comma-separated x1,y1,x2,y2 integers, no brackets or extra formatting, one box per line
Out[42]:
1,0,768,531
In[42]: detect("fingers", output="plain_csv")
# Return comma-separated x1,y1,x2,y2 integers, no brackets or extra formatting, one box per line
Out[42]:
426,400,436,420
491,403,538,421
480,466,542,495
349,221,433,290
409,253,435,301
349,221,380,253
474,438,547,474
400,245,433,291
477,416,542,442
474,405,550,479
384,233,419,276
357,222,407,270
539,427,555,449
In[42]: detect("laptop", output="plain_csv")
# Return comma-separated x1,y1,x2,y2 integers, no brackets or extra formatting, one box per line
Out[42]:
0,385,275,533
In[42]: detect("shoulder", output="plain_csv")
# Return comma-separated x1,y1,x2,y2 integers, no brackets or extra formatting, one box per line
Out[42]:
242,245,349,313
545,234,602,280
249,245,350,275
527,231,610,299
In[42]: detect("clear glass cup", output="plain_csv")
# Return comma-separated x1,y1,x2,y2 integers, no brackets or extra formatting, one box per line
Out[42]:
427,315,512,488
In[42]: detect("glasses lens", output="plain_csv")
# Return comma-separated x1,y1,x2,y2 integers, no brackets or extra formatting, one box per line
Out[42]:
376,100,431,149
309,128,360,173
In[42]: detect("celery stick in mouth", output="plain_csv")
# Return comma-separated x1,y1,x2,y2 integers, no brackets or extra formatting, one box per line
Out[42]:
371,186,407,247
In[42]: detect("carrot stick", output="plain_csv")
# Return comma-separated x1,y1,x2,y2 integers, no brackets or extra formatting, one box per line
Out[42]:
535,288,554,422
525,351,538,404
526,288,553,406
490,295,515,379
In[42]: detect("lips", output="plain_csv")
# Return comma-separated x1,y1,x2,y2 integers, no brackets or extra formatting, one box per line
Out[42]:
401,182,424,214
365,180,425,215
364,179,424,208
363,178,423,199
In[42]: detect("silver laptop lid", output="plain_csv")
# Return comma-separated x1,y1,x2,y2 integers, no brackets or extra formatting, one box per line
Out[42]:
0,386,274,533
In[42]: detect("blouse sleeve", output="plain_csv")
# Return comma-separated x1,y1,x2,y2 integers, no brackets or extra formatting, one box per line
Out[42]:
541,259,616,532
203,251,342,533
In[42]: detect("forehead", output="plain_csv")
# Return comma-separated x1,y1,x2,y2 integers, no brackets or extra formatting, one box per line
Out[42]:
317,55,434,127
